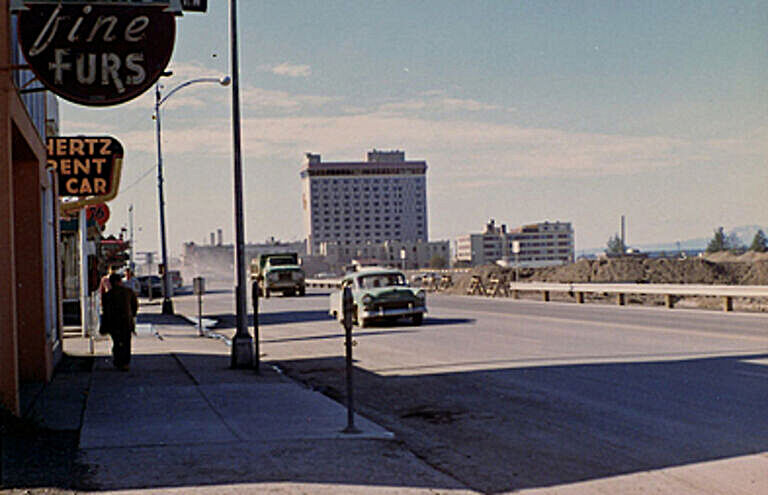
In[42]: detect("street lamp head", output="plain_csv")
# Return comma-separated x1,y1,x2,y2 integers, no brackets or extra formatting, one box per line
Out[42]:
219,76,232,86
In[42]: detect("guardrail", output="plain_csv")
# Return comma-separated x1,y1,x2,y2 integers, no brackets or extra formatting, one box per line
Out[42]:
307,278,768,312
508,282,768,311
306,278,342,289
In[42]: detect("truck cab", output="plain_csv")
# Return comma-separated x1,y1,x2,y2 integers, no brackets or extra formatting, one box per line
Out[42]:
251,253,305,297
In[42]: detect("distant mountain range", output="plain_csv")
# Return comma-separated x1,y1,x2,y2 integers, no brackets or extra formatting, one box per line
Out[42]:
578,225,768,256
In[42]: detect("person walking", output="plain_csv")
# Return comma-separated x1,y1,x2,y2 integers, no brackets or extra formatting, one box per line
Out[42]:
124,268,141,295
102,272,139,371
98,265,117,297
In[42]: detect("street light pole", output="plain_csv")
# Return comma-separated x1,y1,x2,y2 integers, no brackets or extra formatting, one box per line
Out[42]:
229,0,254,369
154,76,231,316
154,84,173,315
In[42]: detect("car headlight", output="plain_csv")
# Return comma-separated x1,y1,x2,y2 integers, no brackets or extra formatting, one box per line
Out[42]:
268,272,279,281
361,294,373,306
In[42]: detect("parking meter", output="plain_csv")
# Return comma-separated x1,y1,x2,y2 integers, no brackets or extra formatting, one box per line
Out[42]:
193,277,205,296
342,285,354,331
340,284,359,433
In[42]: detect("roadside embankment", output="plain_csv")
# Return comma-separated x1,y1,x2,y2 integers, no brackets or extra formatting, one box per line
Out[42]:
441,254,768,312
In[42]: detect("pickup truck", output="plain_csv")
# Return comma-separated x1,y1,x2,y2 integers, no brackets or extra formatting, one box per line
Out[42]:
250,252,305,297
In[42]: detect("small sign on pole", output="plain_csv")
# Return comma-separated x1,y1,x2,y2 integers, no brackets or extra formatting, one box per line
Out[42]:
182,0,208,12
193,276,205,336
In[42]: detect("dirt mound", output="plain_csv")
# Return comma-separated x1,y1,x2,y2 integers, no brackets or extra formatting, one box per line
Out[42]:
531,257,752,284
444,257,768,294
741,261,768,285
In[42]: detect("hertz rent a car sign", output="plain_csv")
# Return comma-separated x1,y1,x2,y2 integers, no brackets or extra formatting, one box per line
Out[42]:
47,136,124,212
18,2,175,106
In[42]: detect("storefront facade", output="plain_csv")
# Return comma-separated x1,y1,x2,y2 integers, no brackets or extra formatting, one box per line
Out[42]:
1,0,62,415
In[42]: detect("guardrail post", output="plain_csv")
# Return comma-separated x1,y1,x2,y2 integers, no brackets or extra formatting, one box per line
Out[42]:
576,292,585,304
665,294,675,309
542,291,550,302
722,296,733,312
617,293,626,306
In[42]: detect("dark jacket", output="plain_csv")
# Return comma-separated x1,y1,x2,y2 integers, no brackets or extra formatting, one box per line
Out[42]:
102,284,138,334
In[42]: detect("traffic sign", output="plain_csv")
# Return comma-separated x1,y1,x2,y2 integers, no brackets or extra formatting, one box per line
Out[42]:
86,204,110,227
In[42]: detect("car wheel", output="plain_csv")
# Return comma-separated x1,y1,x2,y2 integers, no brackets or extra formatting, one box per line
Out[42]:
412,313,423,326
298,287,306,296
265,289,270,299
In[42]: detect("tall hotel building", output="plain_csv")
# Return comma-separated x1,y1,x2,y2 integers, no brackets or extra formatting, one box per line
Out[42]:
301,150,428,256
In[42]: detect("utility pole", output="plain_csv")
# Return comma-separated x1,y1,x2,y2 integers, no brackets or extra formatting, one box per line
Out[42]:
621,215,626,254
229,0,254,368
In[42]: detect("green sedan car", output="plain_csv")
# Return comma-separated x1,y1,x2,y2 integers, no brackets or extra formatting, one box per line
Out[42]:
329,268,426,327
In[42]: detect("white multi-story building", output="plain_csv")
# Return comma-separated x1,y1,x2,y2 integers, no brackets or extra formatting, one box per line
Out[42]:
456,219,574,267
301,150,428,256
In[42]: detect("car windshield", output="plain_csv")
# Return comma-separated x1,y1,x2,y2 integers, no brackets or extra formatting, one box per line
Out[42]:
269,257,295,266
358,273,406,289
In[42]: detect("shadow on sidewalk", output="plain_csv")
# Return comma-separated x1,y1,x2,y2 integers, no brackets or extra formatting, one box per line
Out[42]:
136,313,192,326
209,310,333,329
74,351,462,493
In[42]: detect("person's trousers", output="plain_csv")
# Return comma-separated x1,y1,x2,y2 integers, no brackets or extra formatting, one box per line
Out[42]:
111,329,132,367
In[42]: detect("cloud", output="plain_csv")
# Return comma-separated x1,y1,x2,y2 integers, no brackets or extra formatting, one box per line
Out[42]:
270,63,312,78
63,86,761,189
240,86,335,110
379,95,508,114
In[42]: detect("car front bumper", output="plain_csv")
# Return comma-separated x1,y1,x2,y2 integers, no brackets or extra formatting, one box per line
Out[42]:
266,280,305,290
360,305,426,319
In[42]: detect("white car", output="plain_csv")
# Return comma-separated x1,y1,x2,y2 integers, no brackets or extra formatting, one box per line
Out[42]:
329,268,426,327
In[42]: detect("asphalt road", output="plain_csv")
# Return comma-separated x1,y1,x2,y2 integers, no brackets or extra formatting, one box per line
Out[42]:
173,284,768,494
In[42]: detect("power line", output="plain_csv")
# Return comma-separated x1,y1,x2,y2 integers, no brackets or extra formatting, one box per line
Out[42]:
120,165,155,194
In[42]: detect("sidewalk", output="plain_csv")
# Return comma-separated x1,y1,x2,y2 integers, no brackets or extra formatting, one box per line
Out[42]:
61,303,475,494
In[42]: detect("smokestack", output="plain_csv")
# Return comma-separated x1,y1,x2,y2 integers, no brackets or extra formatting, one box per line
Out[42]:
621,215,626,254
217,228,223,246
210,232,215,246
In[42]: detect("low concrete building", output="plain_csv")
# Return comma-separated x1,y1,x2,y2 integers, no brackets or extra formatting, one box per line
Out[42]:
181,240,307,276
456,219,574,267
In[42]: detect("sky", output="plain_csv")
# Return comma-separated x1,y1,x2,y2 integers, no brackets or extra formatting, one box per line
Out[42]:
59,0,768,257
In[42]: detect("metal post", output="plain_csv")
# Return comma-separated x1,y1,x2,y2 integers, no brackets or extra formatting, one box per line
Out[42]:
193,276,205,335
341,286,360,434
229,0,254,368
252,280,260,373
197,291,203,336
78,208,88,338
154,85,174,315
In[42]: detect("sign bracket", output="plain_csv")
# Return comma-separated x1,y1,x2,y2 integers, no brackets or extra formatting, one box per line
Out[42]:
11,1,185,15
